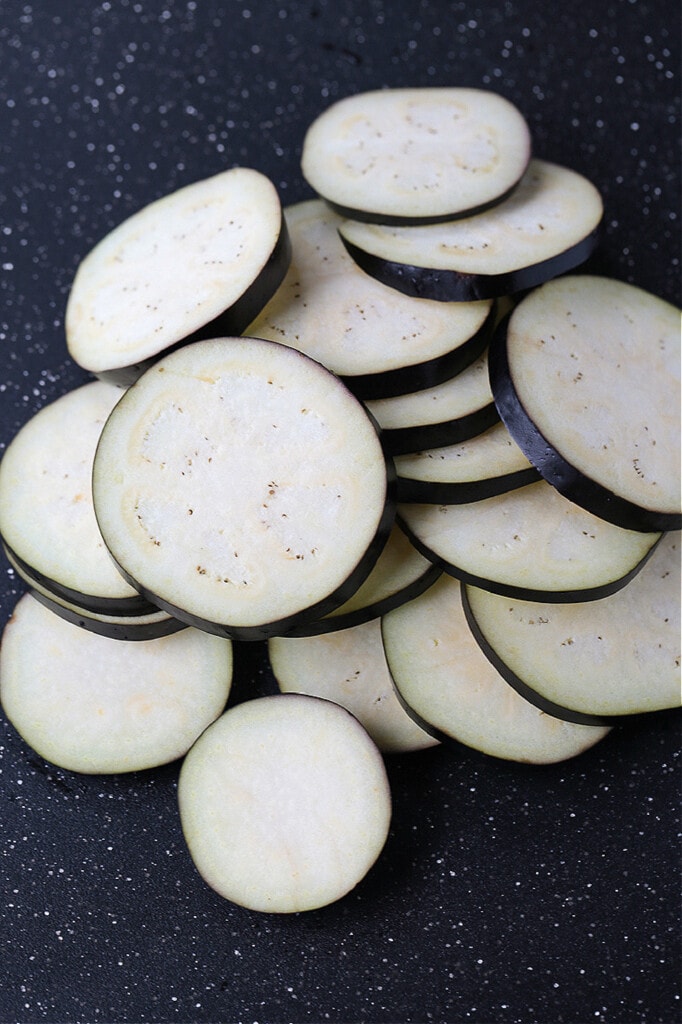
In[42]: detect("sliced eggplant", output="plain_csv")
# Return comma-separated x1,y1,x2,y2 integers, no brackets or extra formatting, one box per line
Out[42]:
381,574,612,763
269,618,439,753
462,530,681,722
301,87,531,225
364,348,498,455
279,522,441,637
338,159,603,301
92,336,395,641
395,420,539,504
0,593,232,774
489,275,681,532
246,199,495,400
0,380,157,616
65,168,291,386
177,693,392,913
397,479,661,601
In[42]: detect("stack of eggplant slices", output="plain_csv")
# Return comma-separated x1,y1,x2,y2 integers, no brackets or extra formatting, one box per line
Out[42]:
0,88,679,914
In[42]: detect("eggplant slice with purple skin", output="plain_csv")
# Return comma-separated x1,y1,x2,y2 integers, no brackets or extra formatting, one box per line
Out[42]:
92,336,396,641
337,160,603,302
65,168,291,387
489,275,681,532
462,530,681,724
246,199,496,401
301,87,532,225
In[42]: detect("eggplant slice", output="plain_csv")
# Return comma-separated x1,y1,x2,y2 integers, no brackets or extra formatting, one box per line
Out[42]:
338,159,603,301
92,336,395,641
65,168,291,386
269,618,439,754
0,380,157,616
462,531,681,723
397,479,661,602
246,200,495,400
0,593,232,774
381,574,611,763
178,693,392,913
301,87,531,225
489,275,681,532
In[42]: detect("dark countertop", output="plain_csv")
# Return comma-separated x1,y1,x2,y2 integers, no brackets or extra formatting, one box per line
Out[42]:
0,3,679,1023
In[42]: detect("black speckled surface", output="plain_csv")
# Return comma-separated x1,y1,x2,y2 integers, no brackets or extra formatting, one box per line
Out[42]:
0,3,680,1023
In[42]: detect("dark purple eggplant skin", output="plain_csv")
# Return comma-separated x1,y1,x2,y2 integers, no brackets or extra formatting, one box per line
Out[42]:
395,463,540,504
339,225,601,303
340,300,497,402
93,214,293,388
376,400,499,457
396,507,662,604
488,313,682,534
27,587,188,641
2,541,159,617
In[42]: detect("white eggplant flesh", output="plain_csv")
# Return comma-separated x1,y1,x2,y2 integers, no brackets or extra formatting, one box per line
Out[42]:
381,574,612,763
92,336,395,640
178,693,392,913
246,200,495,399
490,275,681,532
0,593,232,774
398,480,661,601
0,381,158,616
463,531,681,722
395,420,539,504
338,159,602,300
269,618,440,754
301,87,531,224
65,168,291,386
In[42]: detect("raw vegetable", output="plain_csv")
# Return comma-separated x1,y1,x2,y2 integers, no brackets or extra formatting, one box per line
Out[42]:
65,168,291,386
177,693,392,913
381,574,612,763
301,87,532,224
338,159,602,301
0,593,232,773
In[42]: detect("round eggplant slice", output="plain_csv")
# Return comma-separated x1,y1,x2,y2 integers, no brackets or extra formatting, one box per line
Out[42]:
0,380,157,617
462,531,681,722
92,337,395,641
395,420,539,504
246,200,495,400
2,543,184,641
177,693,392,913
279,523,442,637
338,159,603,301
364,349,498,455
397,479,661,601
381,574,611,763
65,168,291,386
0,593,232,774
489,275,681,532
301,87,531,225
269,619,439,754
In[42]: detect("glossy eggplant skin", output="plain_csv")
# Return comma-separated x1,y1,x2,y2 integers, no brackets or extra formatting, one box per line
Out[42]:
395,464,540,505
488,314,682,534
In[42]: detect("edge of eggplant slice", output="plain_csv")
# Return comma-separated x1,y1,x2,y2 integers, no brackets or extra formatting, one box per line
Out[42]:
395,463,540,505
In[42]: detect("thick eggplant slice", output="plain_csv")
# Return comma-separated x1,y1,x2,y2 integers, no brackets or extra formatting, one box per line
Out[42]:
178,693,392,913
0,380,156,616
0,593,232,774
489,275,681,532
397,479,661,601
395,420,539,504
364,349,498,455
381,575,611,763
246,200,495,400
338,160,602,301
301,87,531,225
65,168,291,386
280,523,441,637
269,618,439,753
462,531,681,723
92,337,395,641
